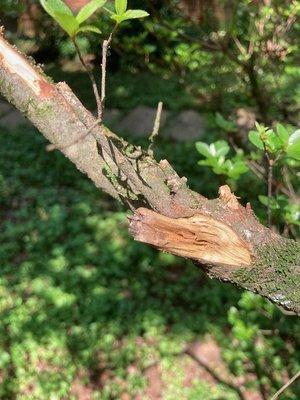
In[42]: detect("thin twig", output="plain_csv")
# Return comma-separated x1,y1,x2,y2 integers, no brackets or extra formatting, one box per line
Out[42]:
72,37,102,119
233,37,247,55
148,101,163,152
282,165,296,200
270,371,300,400
264,151,273,227
152,102,163,136
46,118,101,151
100,25,118,122
184,349,246,400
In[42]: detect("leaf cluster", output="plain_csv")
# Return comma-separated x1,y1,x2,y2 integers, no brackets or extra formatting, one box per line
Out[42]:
40,0,149,38
196,140,249,180
249,123,300,160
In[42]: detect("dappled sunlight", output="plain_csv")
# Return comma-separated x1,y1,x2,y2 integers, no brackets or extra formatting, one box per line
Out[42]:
0,126,299,398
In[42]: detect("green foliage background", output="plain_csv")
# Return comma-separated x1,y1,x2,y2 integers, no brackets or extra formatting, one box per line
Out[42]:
0,123,299,398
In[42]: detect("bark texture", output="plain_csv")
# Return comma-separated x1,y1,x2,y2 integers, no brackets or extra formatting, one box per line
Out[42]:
0,31,299,315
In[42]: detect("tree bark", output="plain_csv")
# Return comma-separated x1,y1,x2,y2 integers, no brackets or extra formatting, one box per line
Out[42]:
0,30,299,315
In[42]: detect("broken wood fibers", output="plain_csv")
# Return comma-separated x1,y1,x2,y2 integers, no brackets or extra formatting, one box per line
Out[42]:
129,208,252,268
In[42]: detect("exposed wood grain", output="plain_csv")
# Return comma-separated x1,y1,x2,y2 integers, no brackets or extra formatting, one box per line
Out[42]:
129,208,252,267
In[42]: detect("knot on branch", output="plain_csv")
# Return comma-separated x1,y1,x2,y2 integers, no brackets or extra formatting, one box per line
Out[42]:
218,185,240,210
166,175,188,194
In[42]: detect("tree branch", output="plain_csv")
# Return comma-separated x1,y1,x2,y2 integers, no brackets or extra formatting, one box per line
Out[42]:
0,31,299,315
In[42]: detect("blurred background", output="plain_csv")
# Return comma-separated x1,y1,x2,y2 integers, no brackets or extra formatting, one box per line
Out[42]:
0,0,299,399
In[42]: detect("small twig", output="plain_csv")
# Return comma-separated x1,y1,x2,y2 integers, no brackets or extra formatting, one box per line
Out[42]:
100,25,118,122
72,37,102,119
233,37,247,55
270,371,300,400
148,101,163,154
264,150,273,227
282,165,296,200
248,39,255,57
46,118,101,151
184,349,246,400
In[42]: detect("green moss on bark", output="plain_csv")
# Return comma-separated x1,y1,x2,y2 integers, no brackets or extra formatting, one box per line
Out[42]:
233,238,300,314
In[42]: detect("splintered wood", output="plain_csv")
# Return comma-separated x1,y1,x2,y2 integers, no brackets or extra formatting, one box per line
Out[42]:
0,34,54,98
129,208,252,267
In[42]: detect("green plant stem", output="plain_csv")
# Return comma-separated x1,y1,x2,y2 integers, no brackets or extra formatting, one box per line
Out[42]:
72,36,102,119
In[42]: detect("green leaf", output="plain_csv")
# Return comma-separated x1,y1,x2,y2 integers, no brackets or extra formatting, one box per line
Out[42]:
198,159,211,167
195,142,211,158
215,113,236,132
115,0,127,15
228,160,249,178
54,13,79,36
111,9,149,23
258,195,279,210
214,140,230,157
40,0,73,17
276,123,289,145
122,9,149,19
284,202,300,226
265,130,282,153
286,129,300,160
76,0,107,24
40,0,79,36
248,130,264,150
76,24,102,35
110,14,123,23
258,195,268,206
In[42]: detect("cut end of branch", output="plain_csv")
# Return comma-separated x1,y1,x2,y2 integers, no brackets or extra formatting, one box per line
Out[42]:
129,208,252,268
0,35,55,99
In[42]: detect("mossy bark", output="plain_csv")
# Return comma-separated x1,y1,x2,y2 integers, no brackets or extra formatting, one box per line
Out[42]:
233,239,300,314
0,32,299,315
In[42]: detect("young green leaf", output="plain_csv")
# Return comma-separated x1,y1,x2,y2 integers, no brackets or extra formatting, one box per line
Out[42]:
284,202,300,226
195,142,211,158
258,195,279,209
248,130,264,150
286,129,300,160
76,0,107,25
214,140,230,157
121,9,149,19
40,0,79,36
76,25,102,35
115,0,127,15
265,130,282,153
215,113,236,132
228,160,248,178
111,9,149,23
276,123,289,146
40,0,74,17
